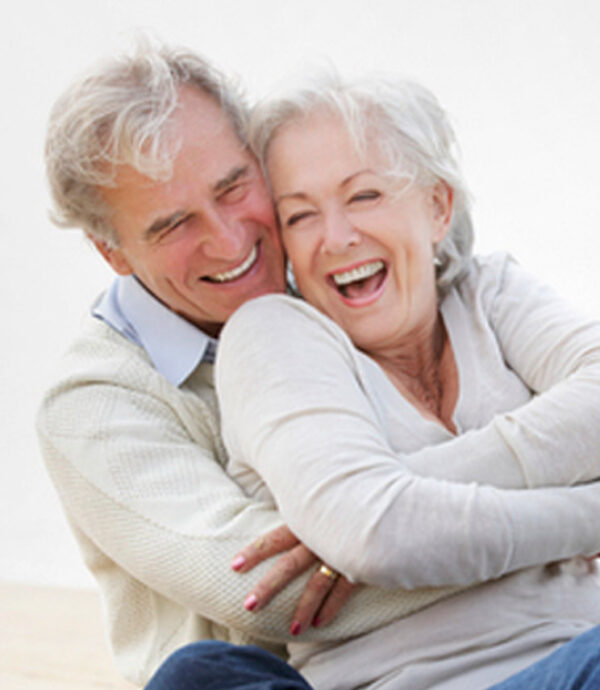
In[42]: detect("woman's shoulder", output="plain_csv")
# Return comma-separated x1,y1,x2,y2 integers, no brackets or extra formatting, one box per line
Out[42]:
460,251,516,285
451,251,519,307
222,293,352,346
217,294,365,385
226,292,323,322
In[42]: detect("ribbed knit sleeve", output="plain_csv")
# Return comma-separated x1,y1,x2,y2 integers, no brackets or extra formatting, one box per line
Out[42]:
37,316,465,683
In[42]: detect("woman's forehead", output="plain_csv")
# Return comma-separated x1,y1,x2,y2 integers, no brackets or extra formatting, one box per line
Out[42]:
267,110,381,175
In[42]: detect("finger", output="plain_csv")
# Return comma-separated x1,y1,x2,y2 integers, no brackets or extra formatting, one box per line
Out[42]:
243,544,318,612
231,524,300,572
288,565,341,636
312,578,358,628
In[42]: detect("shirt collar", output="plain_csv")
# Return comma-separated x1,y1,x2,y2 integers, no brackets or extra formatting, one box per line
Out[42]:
92,275,217,386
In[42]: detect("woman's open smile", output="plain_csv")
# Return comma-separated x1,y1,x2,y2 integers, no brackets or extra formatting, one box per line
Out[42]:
327,258,388,305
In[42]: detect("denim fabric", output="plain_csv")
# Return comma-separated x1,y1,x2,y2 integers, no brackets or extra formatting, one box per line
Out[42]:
490,624,600,689
144,640,313,690
145,625,600,690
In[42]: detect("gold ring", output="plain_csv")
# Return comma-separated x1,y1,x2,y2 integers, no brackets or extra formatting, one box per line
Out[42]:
319,564,339,581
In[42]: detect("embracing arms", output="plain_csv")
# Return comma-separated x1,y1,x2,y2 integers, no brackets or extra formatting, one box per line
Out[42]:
36,317,451,649
400,254,600,489
217,255,600,589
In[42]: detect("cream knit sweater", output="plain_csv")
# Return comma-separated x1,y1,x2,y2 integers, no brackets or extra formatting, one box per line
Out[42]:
37,310,460,686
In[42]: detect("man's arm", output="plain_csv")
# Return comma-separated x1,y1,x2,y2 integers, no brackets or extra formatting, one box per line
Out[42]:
37,372,291,640
36,321,452,646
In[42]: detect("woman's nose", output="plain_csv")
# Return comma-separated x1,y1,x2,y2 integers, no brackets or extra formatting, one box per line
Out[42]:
321,211,360,254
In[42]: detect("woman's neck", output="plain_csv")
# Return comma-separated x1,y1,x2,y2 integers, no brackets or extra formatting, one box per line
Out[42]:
370,314,458,433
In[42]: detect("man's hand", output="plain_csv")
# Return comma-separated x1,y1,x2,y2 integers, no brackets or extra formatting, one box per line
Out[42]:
231,524,357,636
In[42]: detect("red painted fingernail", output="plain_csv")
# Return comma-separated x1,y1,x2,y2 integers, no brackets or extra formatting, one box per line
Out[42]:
290,621,301,636
244,594,258,611
231,556,246,571
312,616,321,627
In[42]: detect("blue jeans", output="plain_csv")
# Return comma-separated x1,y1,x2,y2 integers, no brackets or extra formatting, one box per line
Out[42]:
144,641,311,689
489,625,600,689
145,625,600,689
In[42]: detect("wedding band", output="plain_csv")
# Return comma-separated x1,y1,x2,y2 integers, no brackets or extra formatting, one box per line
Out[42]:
319,564,339,581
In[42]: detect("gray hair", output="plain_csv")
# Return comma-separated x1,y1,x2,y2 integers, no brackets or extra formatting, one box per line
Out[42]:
250,72,474,294
45,38,249,246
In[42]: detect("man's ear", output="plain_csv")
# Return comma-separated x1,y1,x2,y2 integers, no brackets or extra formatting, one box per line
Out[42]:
430,182,454,243
89,236,134,276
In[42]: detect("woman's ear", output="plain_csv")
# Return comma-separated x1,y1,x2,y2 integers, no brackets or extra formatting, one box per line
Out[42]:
430,182,454,242
89,236,134,276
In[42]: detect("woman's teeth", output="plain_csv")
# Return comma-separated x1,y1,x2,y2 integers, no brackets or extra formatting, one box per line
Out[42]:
209,244,258,283
332,260,385,286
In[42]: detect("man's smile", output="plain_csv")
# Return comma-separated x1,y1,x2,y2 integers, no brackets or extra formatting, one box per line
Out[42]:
203,242,260,283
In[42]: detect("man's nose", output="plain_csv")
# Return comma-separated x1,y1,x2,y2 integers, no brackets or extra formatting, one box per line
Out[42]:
321,210,360,255
200,210,246,260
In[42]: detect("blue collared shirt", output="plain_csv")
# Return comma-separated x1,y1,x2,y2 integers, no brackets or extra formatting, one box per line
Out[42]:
92,275,218,387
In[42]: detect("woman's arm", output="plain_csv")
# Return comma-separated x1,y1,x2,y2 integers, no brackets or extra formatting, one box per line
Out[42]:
400,253,600,489
216,292,600,589
485,253,600,486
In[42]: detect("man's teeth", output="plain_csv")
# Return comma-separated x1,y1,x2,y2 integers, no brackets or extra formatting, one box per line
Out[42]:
332,261,384,286
210,244,258,283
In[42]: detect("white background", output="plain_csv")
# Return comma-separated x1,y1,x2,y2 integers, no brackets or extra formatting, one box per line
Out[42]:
2,0,599,588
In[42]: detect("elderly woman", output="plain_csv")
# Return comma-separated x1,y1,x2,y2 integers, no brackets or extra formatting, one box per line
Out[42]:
214,74,600,689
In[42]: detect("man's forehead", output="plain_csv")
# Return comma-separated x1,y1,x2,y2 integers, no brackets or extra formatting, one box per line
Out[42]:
101,88,259,234
127,86,251,188
173,86,241,146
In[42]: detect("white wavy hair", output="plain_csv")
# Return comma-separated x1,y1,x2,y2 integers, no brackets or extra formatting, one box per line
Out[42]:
45,37,248,247
250,72,474,295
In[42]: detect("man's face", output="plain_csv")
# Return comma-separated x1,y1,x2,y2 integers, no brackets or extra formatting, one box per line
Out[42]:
96,87,286,336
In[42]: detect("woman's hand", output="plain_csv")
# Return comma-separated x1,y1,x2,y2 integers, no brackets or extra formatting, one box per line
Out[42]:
231,524,357,635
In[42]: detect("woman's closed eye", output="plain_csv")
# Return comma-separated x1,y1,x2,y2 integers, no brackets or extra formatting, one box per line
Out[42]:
284,210,316,227
349,189,381,203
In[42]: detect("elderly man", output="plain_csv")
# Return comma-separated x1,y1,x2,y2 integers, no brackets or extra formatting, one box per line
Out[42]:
37,41,411,688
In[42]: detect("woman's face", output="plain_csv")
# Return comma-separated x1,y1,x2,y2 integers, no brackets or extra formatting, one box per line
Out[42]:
266,111,453,354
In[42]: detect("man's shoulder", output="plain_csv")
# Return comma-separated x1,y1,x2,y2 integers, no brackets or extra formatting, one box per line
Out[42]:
38,313,169,424
55,312,155,383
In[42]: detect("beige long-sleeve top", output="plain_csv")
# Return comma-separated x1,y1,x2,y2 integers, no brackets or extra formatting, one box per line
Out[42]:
218,253,600,689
